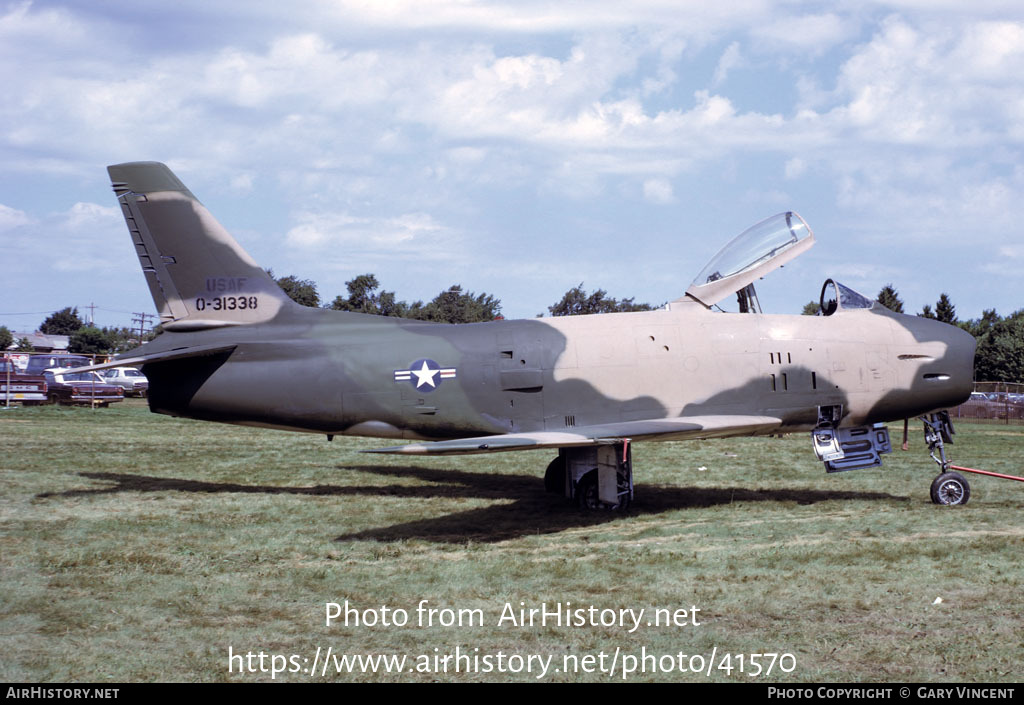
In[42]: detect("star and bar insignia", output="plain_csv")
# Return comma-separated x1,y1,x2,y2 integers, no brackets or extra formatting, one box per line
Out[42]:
393,359,457,391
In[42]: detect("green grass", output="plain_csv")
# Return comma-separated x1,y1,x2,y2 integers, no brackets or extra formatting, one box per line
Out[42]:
2,401,1022,682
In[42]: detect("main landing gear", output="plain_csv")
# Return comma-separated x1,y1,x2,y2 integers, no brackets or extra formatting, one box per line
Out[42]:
545,442,634,511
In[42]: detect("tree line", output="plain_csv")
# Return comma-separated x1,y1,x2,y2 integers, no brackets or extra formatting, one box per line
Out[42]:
4,275,1019,383
270,271,657,320
272,272,502,324
0,308,155,356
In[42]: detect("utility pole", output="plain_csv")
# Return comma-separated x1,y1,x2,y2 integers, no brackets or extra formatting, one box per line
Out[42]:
131,312,155,342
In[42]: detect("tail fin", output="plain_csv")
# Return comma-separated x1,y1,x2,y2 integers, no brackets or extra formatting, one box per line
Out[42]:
108,162,294,331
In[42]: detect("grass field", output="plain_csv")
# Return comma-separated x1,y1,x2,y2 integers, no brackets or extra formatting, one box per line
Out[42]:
2,400,1022,682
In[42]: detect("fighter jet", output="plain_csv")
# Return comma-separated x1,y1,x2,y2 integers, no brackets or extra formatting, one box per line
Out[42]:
90,162,977,508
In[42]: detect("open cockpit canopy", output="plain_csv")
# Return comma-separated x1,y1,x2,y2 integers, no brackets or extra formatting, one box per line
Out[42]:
683,212,815,308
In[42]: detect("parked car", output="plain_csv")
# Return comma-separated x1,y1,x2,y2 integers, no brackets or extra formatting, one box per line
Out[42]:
25,354,90,375
0,358,48,405
102,366,149,397
984,392,1024,420
42,369,124,407
956,392,1024,420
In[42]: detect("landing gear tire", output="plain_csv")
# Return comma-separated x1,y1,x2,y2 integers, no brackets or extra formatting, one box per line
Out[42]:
544,456,566,494
576,470,630,511
930,471,970,506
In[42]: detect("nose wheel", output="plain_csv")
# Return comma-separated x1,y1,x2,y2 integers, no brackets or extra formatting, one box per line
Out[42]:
930,471,971,506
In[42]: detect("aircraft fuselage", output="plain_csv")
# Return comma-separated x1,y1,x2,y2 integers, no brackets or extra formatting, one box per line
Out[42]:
140,302,975,442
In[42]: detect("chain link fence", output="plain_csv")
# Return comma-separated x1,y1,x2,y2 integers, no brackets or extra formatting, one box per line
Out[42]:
949,382,1024,425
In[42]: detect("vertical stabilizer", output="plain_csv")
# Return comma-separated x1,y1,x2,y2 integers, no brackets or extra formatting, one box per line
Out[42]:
108,161,294,331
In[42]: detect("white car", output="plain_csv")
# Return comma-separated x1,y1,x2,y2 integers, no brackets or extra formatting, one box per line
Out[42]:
102,367,149,397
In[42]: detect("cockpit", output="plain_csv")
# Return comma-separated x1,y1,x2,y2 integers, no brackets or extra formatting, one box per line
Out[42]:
818,279,875,316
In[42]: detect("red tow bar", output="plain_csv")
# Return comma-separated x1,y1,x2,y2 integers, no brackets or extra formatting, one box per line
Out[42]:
949,465,1024,483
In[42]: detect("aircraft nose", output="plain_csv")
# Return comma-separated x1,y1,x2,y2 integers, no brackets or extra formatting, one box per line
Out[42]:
900,317,976,411
936,322,976,401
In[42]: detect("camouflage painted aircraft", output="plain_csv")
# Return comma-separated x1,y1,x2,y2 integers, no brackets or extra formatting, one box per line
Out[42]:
85,162,977,508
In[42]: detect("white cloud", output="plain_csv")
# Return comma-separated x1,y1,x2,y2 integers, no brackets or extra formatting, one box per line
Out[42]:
751,13,854,53
642,178,675,204
742,188,789,206
230,172,255,193
784,158,806,179
0,203,32,231
1,201,129,284
0,1,89,52
324,0,775,35
824,16,1024,146
285,211,456,258
64,202,119,229
641,36,686,96
712,41,743,86
949,21,1024,79
6,3,1011,198
51,203,125,272
445,147,487,165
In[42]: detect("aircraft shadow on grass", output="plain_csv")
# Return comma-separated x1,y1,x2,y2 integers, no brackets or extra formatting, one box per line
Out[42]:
39,465,903,544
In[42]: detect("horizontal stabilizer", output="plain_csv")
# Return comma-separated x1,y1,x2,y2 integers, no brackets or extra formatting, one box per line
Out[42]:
365,415,782,455
60,344,238,375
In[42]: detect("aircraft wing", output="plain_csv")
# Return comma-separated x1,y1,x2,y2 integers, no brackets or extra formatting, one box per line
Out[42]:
365,414,782,455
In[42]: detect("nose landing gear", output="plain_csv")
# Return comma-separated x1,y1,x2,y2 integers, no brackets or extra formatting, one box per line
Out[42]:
920,410,1024,505
921,412,969,506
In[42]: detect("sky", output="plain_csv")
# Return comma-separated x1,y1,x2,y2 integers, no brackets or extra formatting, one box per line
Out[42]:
2,0,1024,334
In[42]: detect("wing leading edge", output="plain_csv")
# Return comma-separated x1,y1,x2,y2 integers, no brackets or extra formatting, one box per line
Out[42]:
364,414,783,456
